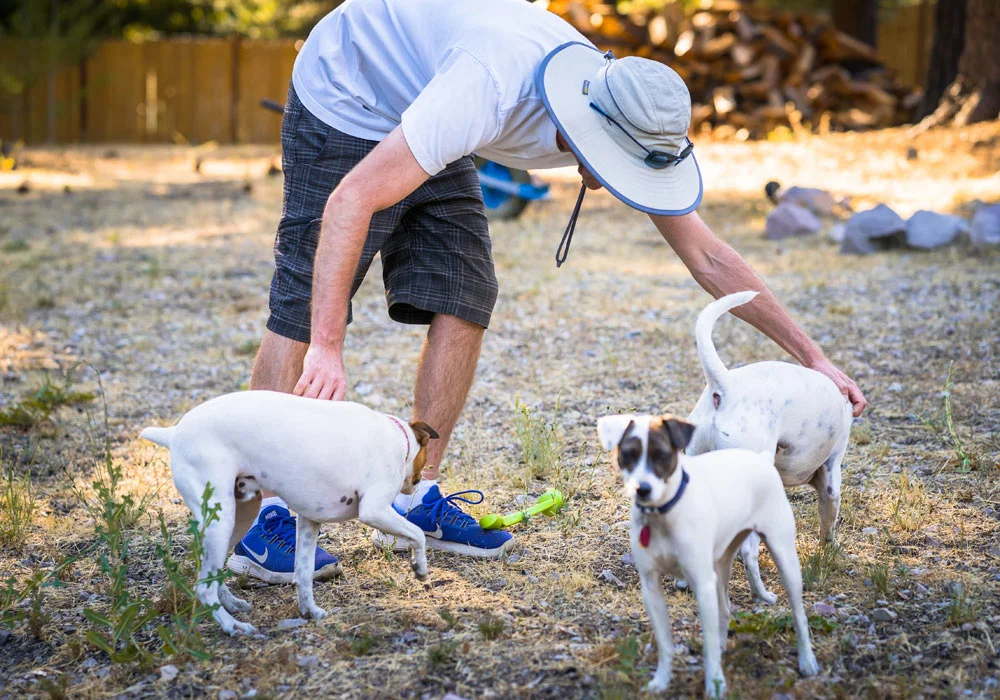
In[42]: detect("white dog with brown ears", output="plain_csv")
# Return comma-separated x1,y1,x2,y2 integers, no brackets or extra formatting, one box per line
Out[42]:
597,413,819,697
142,390,438,635
685,291,853,603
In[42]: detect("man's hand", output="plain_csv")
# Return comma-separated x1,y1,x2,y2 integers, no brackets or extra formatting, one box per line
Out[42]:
809,357,867,417
293,344,347,401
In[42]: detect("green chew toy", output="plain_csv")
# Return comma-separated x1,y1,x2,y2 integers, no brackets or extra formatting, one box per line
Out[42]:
479,488,564,530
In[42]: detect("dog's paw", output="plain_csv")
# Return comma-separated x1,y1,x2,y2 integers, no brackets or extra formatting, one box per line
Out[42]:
755,589,778,605
799,651,820,677
705,675,727,698
646,676,670,694
227,621,257,636
221,595,251,614
302,604,328,621
411,558,429,581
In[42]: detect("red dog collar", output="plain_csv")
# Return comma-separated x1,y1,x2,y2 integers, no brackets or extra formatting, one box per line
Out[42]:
387,415,411,462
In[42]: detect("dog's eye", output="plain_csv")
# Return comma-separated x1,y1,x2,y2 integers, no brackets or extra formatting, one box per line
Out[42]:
618,447,640,468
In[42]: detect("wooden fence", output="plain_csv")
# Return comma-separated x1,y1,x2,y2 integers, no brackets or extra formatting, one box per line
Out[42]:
0,4,935,145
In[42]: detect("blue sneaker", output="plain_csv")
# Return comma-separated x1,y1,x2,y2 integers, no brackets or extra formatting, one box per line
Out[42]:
373,486,515,558
226,505,343,584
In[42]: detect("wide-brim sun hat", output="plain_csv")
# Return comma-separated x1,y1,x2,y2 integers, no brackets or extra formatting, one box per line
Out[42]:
537,42,703,217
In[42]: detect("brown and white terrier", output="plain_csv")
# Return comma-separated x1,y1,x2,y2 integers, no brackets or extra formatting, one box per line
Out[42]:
142,390,438,635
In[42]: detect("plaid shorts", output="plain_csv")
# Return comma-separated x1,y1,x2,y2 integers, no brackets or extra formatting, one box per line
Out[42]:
267,85,497,344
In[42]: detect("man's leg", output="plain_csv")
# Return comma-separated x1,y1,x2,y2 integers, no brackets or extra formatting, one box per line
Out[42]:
227,330,342,583
412,314,485,479
251,331,308,499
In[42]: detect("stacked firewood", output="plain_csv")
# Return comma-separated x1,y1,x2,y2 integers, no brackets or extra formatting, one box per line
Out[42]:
548,0,924,138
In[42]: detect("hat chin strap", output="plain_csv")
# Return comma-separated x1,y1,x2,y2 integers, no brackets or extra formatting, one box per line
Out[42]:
555,183,586,268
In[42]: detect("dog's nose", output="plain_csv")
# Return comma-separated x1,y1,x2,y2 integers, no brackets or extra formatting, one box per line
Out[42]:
636,482,652,499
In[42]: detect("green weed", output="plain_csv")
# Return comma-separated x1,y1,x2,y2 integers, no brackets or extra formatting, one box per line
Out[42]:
945,581,978,626
348,629,376,657
1,239,29,253
0,368,96,428
0,452,37,549
37,673,70,700
730,610,840,637
27,579,52,640
802,542,843,592
478,613,505,641
427,638,458,667
438,607,459,631
513,395,562,484
914,363,983,472
890,470,929,532
866,560,891,597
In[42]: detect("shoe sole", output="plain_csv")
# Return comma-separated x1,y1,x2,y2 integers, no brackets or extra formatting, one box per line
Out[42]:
372,530,516,559
226,554,344,585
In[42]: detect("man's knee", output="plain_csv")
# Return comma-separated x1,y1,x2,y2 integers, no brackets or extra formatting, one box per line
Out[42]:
251,330,309,393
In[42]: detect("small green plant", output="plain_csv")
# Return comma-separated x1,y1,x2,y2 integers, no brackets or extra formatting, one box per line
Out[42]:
37,672,70,700
866,560,890,597
153,485,225,661
914,363,982,473
730,611,840,637
513,395,562,483
478,613,505,641
348,629,376,656
610,634,641,679
0,452,37,549
438,607,459,631
802,542,843,592
851,423,873,446
1,239,29,253
0,368,96,428
890,470,929,532
945,581,978,626
27,580,51,640
427,638,458,667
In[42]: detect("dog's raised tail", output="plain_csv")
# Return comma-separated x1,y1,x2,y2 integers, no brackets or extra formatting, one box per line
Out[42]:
695,291,759,389
140,425,176,448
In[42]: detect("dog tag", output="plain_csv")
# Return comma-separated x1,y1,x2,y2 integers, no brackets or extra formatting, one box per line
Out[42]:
639,525,651,548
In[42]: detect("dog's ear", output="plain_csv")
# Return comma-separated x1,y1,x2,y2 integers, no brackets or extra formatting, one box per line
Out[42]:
409,421,440,446
597,415,635,451
661,416,696,451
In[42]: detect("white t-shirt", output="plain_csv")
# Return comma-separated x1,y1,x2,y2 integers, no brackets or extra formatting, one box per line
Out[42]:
291,0,587,175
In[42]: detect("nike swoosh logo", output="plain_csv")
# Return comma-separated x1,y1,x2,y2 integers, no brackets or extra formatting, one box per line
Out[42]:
245,544,268,564
424,526,444,539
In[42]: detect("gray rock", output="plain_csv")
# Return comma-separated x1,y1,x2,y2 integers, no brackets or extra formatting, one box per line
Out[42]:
159,665,179,682
295,655,319,669
812,602,837,617
970,203,1000,245
780,186,837,216
862,527,878,535
276,618,308,631
0,629,10,646
219,691,238,700
872,607,897,622
621,552,635,567
841,204,907,255
765,202,822,240
905,210,968,249
828,223,846,243
599,569,625,588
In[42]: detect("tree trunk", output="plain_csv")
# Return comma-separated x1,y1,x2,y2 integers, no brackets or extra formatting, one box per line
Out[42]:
832,0,879,49
918,0,1000,129
919,0,965,119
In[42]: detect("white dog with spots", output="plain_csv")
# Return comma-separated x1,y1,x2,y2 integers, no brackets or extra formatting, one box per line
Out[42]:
597,413,819,697
141,391,438,635
685,291,853,603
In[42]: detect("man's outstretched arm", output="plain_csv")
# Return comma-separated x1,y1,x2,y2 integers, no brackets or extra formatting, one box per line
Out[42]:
294,127,430,400
650,210,867,416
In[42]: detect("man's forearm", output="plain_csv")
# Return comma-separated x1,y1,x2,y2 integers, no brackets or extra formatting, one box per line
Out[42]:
310,190,372,350
652,212,826,367
692,241,825,366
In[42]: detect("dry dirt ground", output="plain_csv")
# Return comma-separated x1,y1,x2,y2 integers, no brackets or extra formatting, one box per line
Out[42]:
1,123,998,699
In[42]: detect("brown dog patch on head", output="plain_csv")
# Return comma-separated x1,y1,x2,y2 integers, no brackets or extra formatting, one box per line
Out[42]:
645,417,680,479
614,420,640,471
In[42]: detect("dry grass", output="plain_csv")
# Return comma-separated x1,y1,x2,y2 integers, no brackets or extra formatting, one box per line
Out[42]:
0,123,999,698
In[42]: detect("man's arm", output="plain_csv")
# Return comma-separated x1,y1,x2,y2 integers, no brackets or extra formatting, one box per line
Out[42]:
293,127,430,400
650,210,867,416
